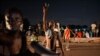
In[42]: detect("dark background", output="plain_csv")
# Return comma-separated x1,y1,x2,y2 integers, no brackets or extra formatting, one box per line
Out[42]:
0,0,100,26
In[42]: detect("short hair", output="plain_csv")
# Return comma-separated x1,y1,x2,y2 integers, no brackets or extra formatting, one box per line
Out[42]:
4,7,23,17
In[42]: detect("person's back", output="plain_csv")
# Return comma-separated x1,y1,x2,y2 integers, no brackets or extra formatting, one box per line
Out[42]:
64,27,71,40
63,26,71,51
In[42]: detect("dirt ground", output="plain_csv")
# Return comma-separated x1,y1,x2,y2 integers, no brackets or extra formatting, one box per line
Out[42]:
0,36,100,56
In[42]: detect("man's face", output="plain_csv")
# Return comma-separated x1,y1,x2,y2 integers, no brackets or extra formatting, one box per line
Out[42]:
5,13,23,30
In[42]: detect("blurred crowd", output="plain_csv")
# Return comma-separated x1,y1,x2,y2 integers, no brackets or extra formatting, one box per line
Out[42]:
0,7,100,56
25,21,100,38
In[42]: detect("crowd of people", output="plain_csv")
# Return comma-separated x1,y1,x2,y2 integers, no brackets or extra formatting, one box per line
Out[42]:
26,19,100,53
0,7,100,56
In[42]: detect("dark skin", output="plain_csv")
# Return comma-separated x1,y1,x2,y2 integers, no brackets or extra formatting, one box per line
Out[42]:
0,8,24,55
0,30,22,56
6,13,23,30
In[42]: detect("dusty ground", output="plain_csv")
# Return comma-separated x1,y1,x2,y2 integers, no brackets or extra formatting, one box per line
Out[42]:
0,36,100,56
39,36,100,56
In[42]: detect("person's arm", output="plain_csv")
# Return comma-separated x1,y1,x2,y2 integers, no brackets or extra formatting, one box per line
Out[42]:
70,29,76,37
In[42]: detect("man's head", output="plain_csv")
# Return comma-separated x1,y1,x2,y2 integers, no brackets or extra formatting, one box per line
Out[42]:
4,8,23,31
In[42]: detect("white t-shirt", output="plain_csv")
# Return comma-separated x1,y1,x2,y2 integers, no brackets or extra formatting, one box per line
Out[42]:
45,29,52,38
85,32,90,38
91,24,96,30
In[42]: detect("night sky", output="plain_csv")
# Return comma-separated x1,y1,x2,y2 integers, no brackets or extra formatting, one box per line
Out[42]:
0,0,100,26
